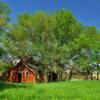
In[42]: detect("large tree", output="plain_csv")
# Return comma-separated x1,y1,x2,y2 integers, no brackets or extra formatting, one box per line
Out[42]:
0,1,10,72
2,9,100,80
0,1,10,32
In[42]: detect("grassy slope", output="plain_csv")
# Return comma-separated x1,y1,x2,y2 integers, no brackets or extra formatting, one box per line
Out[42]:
0,81,100,100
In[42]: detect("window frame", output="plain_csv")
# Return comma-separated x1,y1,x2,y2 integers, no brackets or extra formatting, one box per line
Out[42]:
25,71,30,78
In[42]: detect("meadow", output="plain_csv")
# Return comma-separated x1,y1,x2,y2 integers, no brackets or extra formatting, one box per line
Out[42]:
0,81,100,100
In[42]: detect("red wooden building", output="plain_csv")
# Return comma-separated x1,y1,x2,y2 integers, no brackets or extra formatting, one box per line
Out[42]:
6,59,45,83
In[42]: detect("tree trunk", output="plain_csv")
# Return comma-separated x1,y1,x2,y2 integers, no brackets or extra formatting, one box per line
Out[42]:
44,70,48,82
86,74,88,80
68,69,73,80
90,72,93,80
97,71,99,80
44,74,48,82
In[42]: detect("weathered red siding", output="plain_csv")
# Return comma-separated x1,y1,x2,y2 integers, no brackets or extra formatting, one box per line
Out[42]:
7,65,36,83
8,66,19,82
22,67,36,83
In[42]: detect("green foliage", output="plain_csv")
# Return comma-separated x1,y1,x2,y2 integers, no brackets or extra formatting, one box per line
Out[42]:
0,60,10,72
0,7,99,75
54,10,81,45
0,1,10,29
3,10,82,61
0,1,11,71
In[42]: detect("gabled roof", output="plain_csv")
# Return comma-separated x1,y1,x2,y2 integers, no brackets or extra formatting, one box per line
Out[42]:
24,65,36,74
12,59,21,66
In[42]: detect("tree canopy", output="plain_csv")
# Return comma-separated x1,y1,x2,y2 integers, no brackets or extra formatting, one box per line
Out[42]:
0,1,100,79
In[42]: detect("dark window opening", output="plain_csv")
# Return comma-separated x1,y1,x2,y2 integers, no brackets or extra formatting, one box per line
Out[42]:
25,71,30,78
18,73,22,82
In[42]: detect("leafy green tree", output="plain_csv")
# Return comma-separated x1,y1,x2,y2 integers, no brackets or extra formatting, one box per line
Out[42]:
0,1,10,32
2,9,100,80
0,1,10,72
66,26,100,79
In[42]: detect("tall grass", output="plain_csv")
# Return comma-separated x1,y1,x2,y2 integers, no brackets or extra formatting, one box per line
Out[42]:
0,81,100,100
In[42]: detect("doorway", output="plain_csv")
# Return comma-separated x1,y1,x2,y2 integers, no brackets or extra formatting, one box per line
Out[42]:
18,72,22,82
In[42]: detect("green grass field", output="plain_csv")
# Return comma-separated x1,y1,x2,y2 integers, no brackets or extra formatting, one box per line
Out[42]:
0,81,100,100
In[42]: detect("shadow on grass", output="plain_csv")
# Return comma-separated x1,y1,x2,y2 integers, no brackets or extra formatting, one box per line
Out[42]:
0,82,28,91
